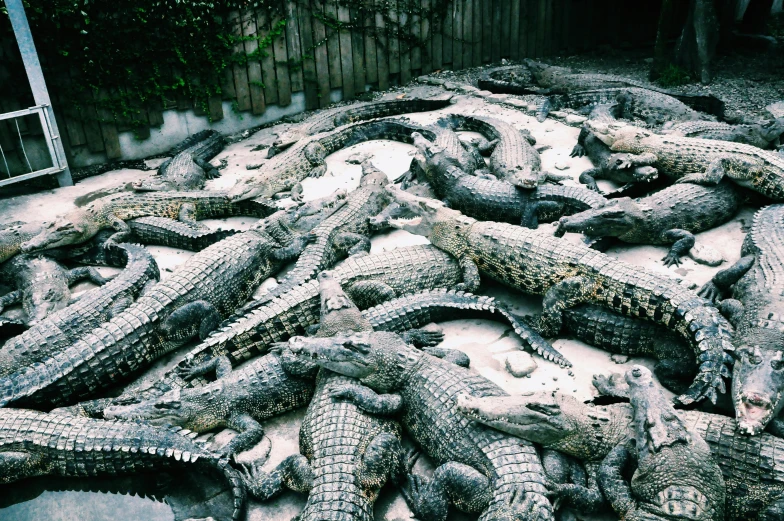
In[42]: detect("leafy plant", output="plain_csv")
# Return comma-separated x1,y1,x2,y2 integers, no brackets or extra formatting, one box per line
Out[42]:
655,64,691,87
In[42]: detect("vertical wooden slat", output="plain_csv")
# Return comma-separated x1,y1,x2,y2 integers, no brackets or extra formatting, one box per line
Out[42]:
462,0,472,68
229,11,252,112
312,0,333,108
272,12,292,106
500,0,511,58
472,0,482,66
207,96,224,122
399,3,412,82
338,5,357,95
482,0,492,63
421,0,433,73
518,0,529,57
452,0,463,70
285,2,304,93
491,0,501,62
95,90,121,159
585,0,596,51
349,6,366,91
544,0,553,56
133,108,151,140
536,0,546,58
148,98,166,127
375,7,390,89
432,0,443,70
411,1,422,72
257,11,279,106
298,0,320,110
527,0,538,57
364,0,379,82
551,0,563,54
243,11,267,115
388,0,401,75
442,0,453,67
324,2,343,89
510,0,521,60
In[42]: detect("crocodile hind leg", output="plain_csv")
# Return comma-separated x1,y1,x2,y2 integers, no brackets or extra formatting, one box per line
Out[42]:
177,203,208,230
456,256,481,292
697,254,755,302
194,157,221,180
718,298,744,328
0,451,48,483
239,454,313,500
216,413,265,457
177,355,233,380
521,200,563,229
334,231,371,257
67,266,112,287
162,300,221,342
675,155,765,186
269,231,315,262
597,443,640,520
345,280,398,308
660,229,696,267
577,168,603,192
537,276,594,337
357,432,404,489
543,451,604,514
105,215,133,246
401,462,492,520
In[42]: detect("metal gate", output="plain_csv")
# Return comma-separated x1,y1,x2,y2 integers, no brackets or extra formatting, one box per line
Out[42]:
0,104,68,187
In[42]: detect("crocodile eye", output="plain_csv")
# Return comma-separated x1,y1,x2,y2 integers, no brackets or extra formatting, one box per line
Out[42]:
772,360,784,371
154,401,181,410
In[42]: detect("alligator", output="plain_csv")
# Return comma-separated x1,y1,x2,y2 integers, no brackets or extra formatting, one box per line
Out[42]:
570,126,660,195
0,211,317,408
252,160,393,306
19,190,276,253
0,242,159,379
271,96,453,152
282,329,556,521
598,366,725,521
662,118,784,149
0,254,110,326
555,179,744,266
0,408,247,521
409,131,606,228
697,204,784,435
0,221,46,265
385,187,735,404
435,114,550,188
133,130,224,192
521,59,726,118
587,121,784,201
456,389,784,521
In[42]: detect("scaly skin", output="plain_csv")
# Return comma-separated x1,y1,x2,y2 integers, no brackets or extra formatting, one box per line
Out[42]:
477,65,534,95
126,216,239,251
588,121,784,201
458,391,783,521
0,215,307,408
0,254,110,326
0,408,247,521
386,187,734,404
284,331,555,521
0,243,159,378
133,130,225,191
555,179,744,266
698,204,784,435
272,97,453,151
0,221,46,265
662,118,784,150
411,132,606,228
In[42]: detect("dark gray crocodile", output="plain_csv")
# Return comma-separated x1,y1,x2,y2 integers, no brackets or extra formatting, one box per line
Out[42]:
697,204,784,435
477,65,534,95
588,121,784,201
459,389,782,521
386,187,734,404
0,242,159,379
271,96,452,151
0,408,247,521
283,330,556,521
0,211,317,408
597,366,725,521
0,254,110,326
555,179,744,266
409,131,607,228
570,126,659,195
125,216,239,251
0,221,46,265
521,59,726,118
133,130,225,192
662,118,784,149
435,114,551,188
19,191,275,253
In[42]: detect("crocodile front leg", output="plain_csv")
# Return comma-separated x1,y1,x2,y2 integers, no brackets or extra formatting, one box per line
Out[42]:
177,355,233,380
194,157,221,180
456,256,481,292
162,300,221,342
329,384,402,415
239,454,314,500
357,432,405,489
402,462,493,520
676,155,766,186
0,290,22,315
217,413,265,457
718,298,744,328
67,266,111,287
538,276,594,337
106,215,132,246
543,451,604,514
697,254,755,302
577,168,603,192
334,231,371,257
345,280,398,308
660,229,696,267
598,443,640,521
269,232,315,261
177,203,207,230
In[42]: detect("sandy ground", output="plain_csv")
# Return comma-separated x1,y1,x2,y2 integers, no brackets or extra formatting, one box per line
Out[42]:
0,91,751,521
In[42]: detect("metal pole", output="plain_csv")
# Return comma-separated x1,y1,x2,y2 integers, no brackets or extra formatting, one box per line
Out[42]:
5,0,73,187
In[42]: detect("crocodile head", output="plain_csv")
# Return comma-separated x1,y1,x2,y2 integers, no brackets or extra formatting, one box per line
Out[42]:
358,160,390,187
584,121,651,153
132,177,178,192
555,198,643,238
20,217,93,252
227,175,267,201
385,186,475,256
456,391,624,462
284,330,414,393
103,388,211,431
759,118,784,144
732,340,784,435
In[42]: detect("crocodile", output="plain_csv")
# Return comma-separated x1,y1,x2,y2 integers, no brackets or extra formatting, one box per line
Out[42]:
456,389,783,521
477,65,534,95
125,216,239,251
19,190,275,253
0,221,46,265
271,96,453,151
570,126,660,195
555,179,744,266
0,408,247,521
662,118,784,149
697,204,784,435
0,254,110,326
598,366,725,521
0,212,316,409
252,160,393,306
385,187,735,404
409,131,606,228
588,121,784,201
283,329,556,521
0,242,159,379
435,114,550,188
521,59,726,118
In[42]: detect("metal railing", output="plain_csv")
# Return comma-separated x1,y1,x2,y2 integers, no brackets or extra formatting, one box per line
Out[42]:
0,104,67,187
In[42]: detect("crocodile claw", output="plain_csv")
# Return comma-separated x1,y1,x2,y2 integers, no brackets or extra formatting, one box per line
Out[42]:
661,252,682,268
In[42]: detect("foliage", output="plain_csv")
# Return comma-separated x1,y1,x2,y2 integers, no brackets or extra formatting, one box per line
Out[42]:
655,63,691,87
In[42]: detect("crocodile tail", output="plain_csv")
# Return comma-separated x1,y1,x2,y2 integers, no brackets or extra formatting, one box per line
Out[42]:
217,458,246,521
534,184,608,212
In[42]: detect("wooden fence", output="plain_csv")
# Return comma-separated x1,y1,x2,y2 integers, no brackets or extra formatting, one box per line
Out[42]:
0,0,668,165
